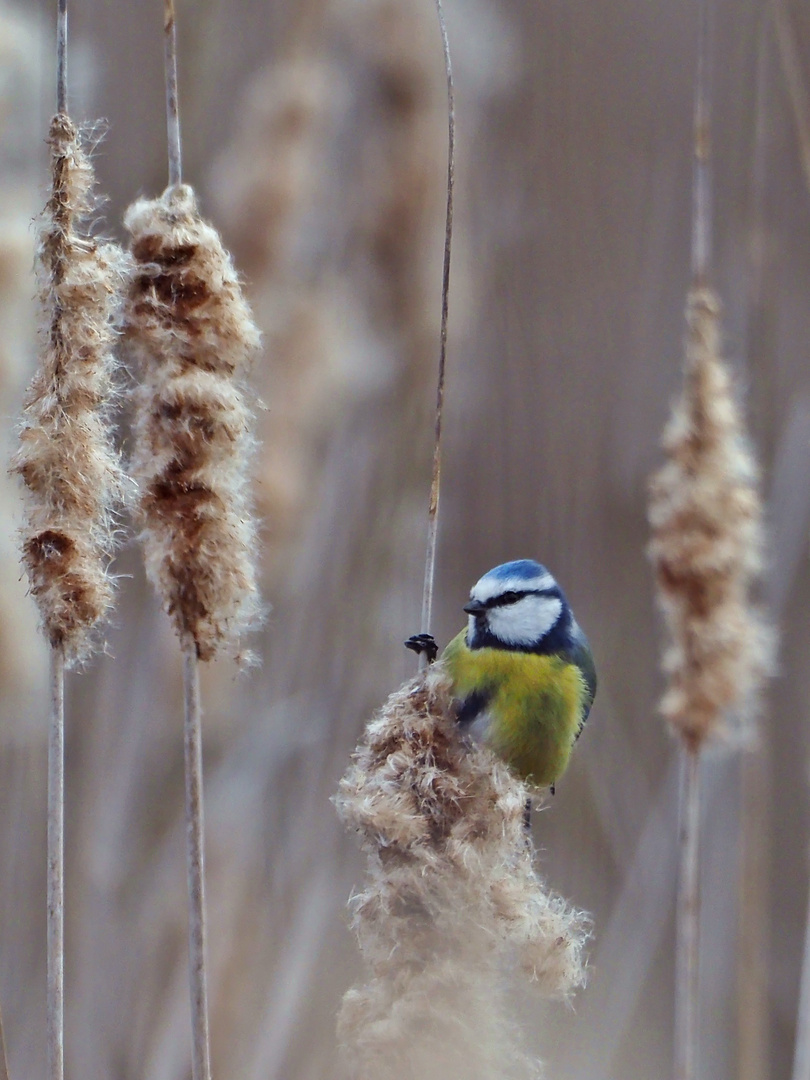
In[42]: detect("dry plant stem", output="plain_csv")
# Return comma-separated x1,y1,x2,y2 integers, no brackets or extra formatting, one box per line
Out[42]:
183,640,212,1080
675,746,701,1080
418,0,455,668
47,646,65,1080
772,12,810,1073
738,747,770,1080
164,0,182,188
56,0,67,115
793,876,810,1080
692,0,712,283
125,180,259,1076
0,994,10,1080
674,4,710,1069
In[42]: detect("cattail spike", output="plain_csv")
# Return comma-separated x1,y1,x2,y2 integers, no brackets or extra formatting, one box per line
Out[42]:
12,115,128,666
648,285,771,750
335,667,588,1079
125,184,261,661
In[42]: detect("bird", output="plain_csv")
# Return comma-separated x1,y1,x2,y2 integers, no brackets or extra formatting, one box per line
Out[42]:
406,559,596,792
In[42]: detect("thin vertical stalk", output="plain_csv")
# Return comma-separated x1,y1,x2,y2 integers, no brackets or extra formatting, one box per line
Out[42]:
183,640,212,1080
738,748,770,1080
793,870,810,1080
162,7,212,1072
162,8,211,1074
56,0,67,115
0,995,10,1080
47,646,65,1080
49,7,67,1080
672,4,712,1076
691,0,712,285
675,747,701,1080
164,0,182,188
773,5,810,1076
418,0,454,668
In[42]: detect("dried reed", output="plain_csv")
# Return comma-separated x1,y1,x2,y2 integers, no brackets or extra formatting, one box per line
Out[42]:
10,11,128,1069
648,7,770,1078
123,9,261,1080
336,666,588,1080
649,285,770,1080
418,0,454,663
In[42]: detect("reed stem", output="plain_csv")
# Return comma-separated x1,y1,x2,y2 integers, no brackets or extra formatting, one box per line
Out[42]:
0,993,10,1080
792,855,810,1080
773,10,810,1075
56,0,67,115
49,7,68,1071
418,0,454,667
691,0,712,285
164,0,183,188
161,8,212,1073
183,640,212,1080
47,646,65,1080
675,746,701,1080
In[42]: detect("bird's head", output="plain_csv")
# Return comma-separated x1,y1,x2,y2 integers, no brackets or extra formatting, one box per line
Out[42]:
464,559,571,652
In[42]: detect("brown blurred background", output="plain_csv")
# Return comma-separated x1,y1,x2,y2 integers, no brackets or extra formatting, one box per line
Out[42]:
2,0,810,1077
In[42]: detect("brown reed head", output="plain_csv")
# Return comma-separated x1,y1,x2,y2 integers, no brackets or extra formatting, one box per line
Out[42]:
11,114,128,665
124,184,262,662
648,285,773,750
335,665,588,1079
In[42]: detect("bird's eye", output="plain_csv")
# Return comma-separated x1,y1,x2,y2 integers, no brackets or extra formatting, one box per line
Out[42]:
500,591,521,605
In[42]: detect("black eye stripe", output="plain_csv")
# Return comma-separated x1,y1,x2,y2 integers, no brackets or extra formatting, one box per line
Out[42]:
488,588,550,608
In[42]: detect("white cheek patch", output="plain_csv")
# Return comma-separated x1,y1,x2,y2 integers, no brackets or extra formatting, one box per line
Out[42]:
486,595,563,647
471,570,555,605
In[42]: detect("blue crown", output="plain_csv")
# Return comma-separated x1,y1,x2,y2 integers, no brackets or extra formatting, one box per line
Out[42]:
485,559,548,582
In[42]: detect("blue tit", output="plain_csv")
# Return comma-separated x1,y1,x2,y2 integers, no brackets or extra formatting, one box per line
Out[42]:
440,559,596,792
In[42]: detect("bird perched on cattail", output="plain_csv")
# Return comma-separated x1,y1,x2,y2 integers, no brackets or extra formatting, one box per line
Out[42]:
407,559,596,792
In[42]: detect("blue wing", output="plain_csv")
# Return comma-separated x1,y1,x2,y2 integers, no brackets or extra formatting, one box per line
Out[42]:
565,624,596,738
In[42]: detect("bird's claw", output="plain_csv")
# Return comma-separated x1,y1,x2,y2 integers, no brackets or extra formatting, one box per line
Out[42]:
404,633,438,663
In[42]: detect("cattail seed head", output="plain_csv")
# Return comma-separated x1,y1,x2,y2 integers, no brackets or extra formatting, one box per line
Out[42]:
124,184,261,661
648,286,773,749
335,666,588,1080
11,115,128,665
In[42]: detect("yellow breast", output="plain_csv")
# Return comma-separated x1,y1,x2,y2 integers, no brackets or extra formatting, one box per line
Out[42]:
441,629,587,788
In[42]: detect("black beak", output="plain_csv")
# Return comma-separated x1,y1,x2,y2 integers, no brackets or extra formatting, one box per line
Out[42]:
463,599,487,616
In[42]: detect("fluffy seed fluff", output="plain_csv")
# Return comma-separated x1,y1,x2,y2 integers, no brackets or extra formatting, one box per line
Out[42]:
648,286,772,749
124,184,261,662
335,665,588,1080
11,115,127,666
